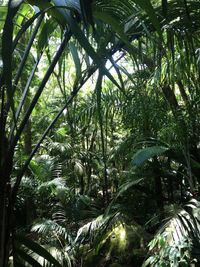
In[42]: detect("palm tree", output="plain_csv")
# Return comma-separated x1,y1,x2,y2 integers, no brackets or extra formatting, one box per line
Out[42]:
1,0,200,266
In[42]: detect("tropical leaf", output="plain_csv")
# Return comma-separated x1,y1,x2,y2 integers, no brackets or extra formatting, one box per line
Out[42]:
132,0,161,36
105,177,144,215
13,11,43,50
16,248,43,267
32,219,70,242
115,178,144,200
74,213,121,245
143,199,200,266
37,178,65,194
37,19,58,53
1,0,23,123
16,234,63,267
51,0,122,90
132,146,168,166
80,0,94,27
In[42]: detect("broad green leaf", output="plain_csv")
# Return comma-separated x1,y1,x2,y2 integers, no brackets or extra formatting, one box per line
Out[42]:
132,146,168,166
94,10,140,80
28,0,80,26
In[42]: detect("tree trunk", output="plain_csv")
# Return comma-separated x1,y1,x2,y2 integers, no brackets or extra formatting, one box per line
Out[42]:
0,172,12,267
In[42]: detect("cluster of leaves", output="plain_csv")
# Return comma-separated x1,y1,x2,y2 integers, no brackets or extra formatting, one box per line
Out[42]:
1,0,200,267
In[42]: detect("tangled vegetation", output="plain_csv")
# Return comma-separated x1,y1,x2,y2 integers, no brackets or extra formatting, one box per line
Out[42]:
0,0,200,266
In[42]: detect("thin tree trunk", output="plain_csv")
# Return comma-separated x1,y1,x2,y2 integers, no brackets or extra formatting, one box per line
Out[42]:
0,169,12,267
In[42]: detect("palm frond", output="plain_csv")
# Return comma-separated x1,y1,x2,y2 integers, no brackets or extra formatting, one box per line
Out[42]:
16,234,64,267
143,199,200,266
32,219,71,244
37,178,66,195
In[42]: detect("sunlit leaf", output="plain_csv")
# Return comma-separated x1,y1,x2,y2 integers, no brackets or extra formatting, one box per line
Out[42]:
132,146,168,166
16,234,63,267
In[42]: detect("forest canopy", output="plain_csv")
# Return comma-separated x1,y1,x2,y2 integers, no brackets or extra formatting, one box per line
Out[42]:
0,0,200,266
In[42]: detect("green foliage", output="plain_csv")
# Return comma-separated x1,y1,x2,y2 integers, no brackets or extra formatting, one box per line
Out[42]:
16,234,63,267
132,146,168,166
74,213,149,266
32,219,71,245
143,200,200,266
1,0,200,266
143,236,192,267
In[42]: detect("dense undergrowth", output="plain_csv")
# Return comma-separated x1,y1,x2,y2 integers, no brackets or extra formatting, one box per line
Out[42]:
1,0,200,266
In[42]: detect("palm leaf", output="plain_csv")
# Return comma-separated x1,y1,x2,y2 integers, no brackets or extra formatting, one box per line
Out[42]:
132,146,168,166
37,18,57,54
16,248,43,267
80,0,94,27
143,199,200,266
133,0,161,36
51,0,122,90
16,234,63,267
1,0,23,123
32,219,70,242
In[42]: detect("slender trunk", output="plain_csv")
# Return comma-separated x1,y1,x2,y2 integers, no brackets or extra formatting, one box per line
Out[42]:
0,186,7,266
0,169,12,267
20,31,32,157
161,84,179,114
103,161,109,203
177,81,189,106
24,115,32,156
0,112,11,267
